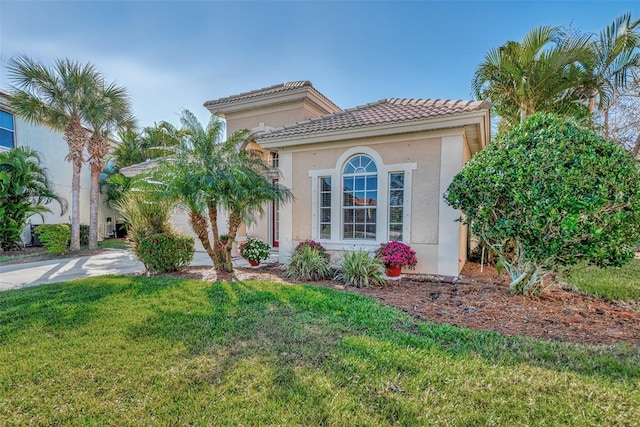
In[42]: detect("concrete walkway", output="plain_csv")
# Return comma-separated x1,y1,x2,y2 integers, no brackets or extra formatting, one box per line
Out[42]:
0,249,279,292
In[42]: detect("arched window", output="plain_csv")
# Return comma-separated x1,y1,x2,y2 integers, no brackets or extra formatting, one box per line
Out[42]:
342,154,377,239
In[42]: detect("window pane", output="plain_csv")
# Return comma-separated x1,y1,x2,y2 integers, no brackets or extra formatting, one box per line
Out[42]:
366,191,377,206
343,154,377,240
0,111,14,130
390,207,403,223
390,191,403,207
321,193,331,207
344,209,354,223
0,129,14,148
389,172,404,241
343,224,354,239
389,224,403,241
320,224,331,239
390,173,404,189
366,175,377,190
321,177,331,191
321,208,331,223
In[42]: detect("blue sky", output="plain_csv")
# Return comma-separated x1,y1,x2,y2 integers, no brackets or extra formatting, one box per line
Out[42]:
1,1,639,128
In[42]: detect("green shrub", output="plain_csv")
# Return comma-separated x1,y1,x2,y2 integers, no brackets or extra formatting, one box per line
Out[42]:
35,224,70,254
138,233,195,273
65,223,89,247
334,249,386,288
445,114,640,295
286,246,333,281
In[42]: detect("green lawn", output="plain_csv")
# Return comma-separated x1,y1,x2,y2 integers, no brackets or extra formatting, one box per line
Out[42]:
0,277,638,426
97,238,128,250
562,259,640,302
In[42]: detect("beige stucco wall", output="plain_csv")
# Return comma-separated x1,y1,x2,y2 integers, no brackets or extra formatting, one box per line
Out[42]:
222,99,328,135
273,130,474,276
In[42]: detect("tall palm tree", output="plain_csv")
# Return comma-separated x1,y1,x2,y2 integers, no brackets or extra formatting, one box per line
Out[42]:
585,13,640,136
0,147,68,250
152,110,292,272
7,56,101,250
472,26,592,129
85,82,134,249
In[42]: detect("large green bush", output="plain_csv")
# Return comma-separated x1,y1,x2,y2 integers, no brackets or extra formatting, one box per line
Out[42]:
35,224,70,254
138,233,195,273
445,114,640,295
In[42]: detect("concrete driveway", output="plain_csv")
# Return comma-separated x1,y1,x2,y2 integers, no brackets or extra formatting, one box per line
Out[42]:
0,249,145,292
0,249,278,292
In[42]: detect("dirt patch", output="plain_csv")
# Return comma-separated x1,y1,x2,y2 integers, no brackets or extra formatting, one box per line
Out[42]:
174,261,640,346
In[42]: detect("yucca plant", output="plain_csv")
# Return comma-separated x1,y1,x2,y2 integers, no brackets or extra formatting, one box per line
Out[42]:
334,249,386,288
286,246,332,281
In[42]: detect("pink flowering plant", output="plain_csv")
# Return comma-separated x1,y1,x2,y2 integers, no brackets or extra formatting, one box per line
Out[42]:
295,240,329,258
375,241,417,269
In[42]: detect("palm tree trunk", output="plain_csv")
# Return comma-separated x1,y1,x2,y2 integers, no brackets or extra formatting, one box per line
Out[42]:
69,160,82,251
88,163,101,249
206,200,229,271
65,117,87,251
88,134,107,250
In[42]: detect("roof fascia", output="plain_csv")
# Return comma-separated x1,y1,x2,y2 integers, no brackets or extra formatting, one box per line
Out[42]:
205,86,339,115
258,110,490,149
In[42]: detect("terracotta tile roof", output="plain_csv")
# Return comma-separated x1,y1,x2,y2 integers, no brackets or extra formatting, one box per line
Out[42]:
257,98,490,142
204,81,340,111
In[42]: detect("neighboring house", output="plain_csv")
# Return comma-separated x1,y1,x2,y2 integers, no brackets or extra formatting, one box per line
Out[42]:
0,88,117,245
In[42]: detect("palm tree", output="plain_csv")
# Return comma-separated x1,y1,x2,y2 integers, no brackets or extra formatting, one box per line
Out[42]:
472,26,592,128
0,147,68,250
85,81,134,249
7,55,100,250
585,13,640,136
151,110,292,272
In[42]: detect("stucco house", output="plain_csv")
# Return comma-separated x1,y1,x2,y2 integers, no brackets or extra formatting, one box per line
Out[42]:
200,81,491,276
0,88,117,245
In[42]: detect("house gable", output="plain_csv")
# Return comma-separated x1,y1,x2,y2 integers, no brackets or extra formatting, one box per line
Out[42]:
204,81,341,134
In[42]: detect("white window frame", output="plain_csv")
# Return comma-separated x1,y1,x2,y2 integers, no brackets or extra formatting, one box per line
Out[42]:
309,146,416,250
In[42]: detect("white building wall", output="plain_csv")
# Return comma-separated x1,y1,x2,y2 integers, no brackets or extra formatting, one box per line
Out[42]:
1,101,113,245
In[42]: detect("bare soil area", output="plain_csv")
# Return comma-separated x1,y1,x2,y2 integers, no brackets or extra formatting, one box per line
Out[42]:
171,261,640,346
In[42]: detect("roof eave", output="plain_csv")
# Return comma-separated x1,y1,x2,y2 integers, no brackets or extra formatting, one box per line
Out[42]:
257,109,491,150
204,86,340,116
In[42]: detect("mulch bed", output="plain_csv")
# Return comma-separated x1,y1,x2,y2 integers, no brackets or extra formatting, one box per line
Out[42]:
173,261,640,346
3,248,638,345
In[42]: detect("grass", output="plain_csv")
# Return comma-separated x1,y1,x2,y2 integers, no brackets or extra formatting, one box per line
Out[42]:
562,259,640,302
0,239,128,263
0,276,638,425
97,238,128,250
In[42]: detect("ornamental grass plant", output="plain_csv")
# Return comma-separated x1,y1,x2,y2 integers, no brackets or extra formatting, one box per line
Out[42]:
286,245,332,281
335,249,386,287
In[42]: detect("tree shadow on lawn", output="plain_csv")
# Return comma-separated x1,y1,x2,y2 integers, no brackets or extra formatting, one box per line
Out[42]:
128,279,640,382
0,275,177,342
